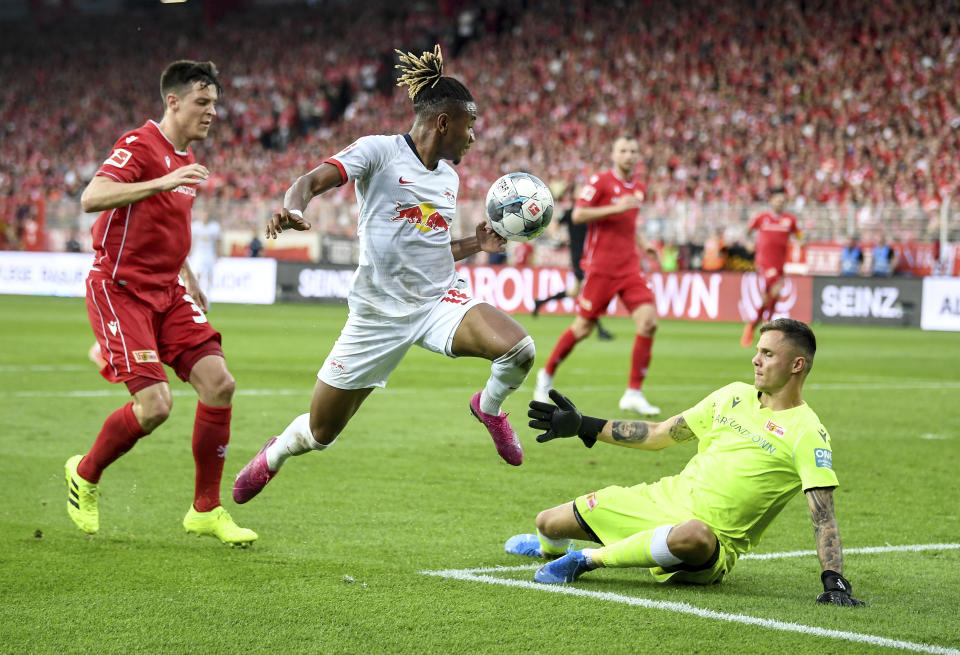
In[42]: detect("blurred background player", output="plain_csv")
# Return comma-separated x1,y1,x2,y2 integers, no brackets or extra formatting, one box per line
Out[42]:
531,187,614,341
66,61,256,546
233,45,536,505
740,187,802,347
187,209,221,298
533,135,660,416
510,319,865,607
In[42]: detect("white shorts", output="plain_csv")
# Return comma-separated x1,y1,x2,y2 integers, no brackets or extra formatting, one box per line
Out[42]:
318,282,483,389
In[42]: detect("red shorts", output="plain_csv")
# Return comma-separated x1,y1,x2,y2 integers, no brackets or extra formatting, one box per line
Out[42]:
577,271,655,321
756,262,785,290
86,272,222,392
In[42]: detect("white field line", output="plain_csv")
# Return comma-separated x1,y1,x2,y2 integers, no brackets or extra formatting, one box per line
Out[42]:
3,380,960,400
421,543,960,655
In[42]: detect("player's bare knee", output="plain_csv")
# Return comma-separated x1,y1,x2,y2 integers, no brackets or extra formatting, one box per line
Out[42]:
638,320,657,337
668,520,716,562
206,371,235,405
136,398,172,432
571,322,594,340
535,510,557,538
309,421,340,447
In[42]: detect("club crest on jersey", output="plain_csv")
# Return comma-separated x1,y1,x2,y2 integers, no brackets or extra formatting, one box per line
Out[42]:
584,492,598,510
104,148,132,169
391,202,449,233
132,350,160,363
764,420,785,437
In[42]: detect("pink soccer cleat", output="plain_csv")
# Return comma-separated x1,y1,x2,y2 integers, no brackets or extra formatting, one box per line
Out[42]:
470,391,523,466
233,437,279,504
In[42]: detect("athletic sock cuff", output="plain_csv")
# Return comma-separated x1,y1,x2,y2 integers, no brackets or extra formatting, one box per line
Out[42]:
196,402,232,425
121,402,147,436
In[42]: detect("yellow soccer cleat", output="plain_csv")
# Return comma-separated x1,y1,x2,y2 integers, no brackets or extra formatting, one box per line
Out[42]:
183,505,258,547
65,455,99,534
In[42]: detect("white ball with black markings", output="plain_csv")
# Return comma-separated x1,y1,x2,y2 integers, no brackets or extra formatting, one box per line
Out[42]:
485,172,554,242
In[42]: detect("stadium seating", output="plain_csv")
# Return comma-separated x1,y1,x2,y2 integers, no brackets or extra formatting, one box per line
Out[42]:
1,0,956,251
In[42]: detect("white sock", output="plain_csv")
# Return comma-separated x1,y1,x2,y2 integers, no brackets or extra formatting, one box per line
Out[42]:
581,548,600,569
537,529,572,556
649,524,683,567
480,336,536,416
265,413,332,471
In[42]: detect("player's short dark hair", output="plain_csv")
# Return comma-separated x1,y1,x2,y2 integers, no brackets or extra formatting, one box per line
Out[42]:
160,60,222,103
395,45,474,117
760,318,816,373
769,186,786,195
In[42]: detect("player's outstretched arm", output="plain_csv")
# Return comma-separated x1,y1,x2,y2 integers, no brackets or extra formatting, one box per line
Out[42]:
599,414,695,450
267,163,343,239
571,193,642,225
805,486,866,607
80,164,210,213
528,389,695,450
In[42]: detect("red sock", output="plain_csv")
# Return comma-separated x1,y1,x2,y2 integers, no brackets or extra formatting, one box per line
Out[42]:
77,403,146,483
629,335,653,390
545,328,580,376
760,296,777,323
192,403,231,513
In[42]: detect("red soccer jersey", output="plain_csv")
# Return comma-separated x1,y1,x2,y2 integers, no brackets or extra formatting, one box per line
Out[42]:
91,120,197,290
576,170,645,275
748,211,799,269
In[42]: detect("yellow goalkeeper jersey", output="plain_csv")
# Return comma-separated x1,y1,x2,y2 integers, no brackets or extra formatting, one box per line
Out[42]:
666,381,840,557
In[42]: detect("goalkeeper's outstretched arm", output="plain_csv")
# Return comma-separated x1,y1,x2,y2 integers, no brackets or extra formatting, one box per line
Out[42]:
596,414,697,450
528,389,697,450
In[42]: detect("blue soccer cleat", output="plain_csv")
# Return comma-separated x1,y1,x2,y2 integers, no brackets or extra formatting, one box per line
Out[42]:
534,550,593,584
505,533,543,558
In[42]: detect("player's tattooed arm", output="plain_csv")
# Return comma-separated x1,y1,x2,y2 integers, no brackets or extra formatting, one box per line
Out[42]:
667,416,696,443
602,413,696,450
610,420,650,444
806,486,844,573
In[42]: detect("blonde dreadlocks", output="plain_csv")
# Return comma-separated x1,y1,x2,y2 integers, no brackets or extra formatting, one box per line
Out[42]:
394,44,474,114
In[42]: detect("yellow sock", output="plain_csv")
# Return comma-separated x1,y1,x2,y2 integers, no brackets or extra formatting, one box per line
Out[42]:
537,530,571,557
595,525,681,568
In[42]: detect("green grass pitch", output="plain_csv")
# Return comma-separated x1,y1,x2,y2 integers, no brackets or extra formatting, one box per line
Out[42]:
1,294,958,654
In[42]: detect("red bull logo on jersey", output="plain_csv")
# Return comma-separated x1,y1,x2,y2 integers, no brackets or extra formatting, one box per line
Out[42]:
392,202,450,233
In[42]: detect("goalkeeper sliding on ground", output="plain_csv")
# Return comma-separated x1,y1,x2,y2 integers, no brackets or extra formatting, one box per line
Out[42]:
507,318,864,606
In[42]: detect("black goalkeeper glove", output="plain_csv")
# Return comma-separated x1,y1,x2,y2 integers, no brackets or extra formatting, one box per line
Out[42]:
816,570,866,606
527,389,606,448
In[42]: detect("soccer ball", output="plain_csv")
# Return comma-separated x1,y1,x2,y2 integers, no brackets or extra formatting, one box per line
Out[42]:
485,172,554,242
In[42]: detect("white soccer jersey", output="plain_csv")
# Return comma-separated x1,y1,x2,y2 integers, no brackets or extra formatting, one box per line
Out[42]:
325,134,460,317
189,219,221,264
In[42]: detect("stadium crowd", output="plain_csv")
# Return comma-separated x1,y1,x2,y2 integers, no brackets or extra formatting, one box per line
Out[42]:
1,0,958,251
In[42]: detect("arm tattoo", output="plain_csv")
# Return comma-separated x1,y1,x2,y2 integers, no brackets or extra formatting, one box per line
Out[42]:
668,416,696,443
808,487,843,572
611,421,649,443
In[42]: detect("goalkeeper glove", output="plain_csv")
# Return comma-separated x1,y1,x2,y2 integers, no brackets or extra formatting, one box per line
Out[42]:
816,570,866,606
527,389,606,448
